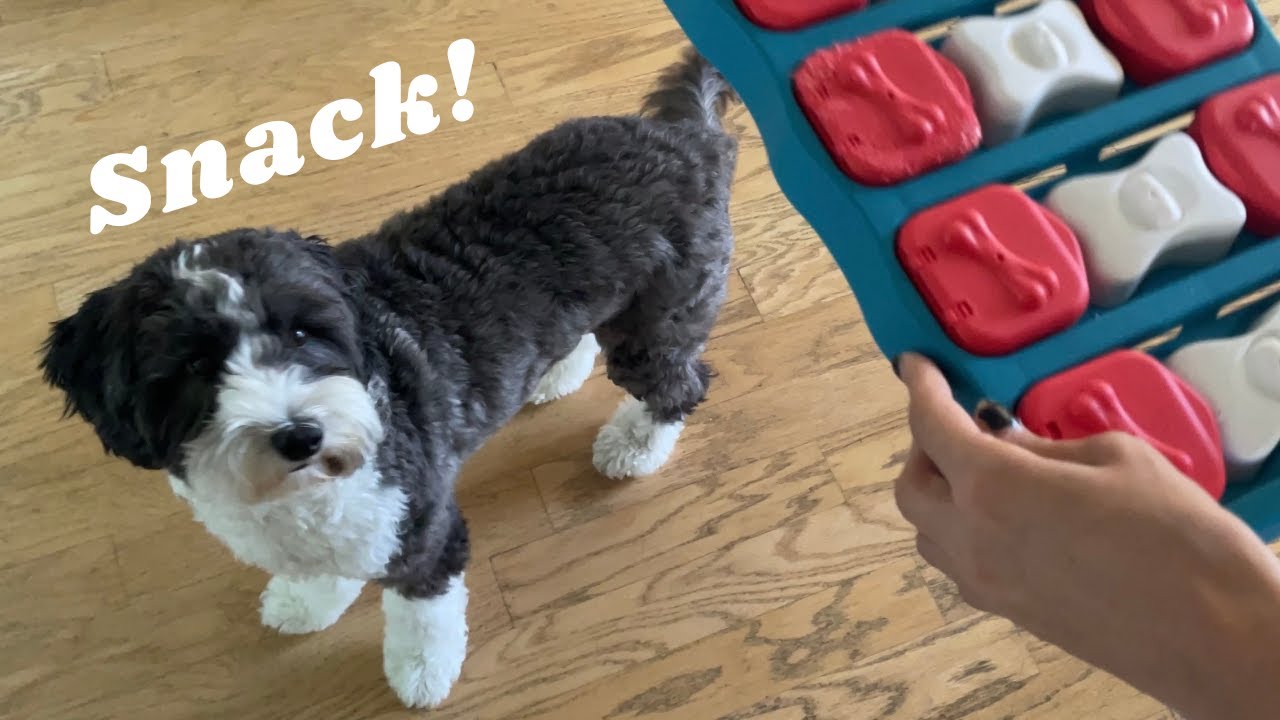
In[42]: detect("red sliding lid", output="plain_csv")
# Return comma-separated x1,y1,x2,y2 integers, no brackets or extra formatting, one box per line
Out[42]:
793,29,982,186
735,0,868,30
1018,350,1227,499
1189,73,1280,236
897,185,1089,356
1080,0,1254,85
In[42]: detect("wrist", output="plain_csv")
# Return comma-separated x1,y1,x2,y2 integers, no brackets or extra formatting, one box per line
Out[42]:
1179,529,1280,720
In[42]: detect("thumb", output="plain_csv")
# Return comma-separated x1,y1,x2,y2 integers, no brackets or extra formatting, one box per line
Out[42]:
973,399,1086,461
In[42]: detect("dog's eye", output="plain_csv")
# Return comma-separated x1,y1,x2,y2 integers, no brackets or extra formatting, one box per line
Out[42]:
290,328,309,346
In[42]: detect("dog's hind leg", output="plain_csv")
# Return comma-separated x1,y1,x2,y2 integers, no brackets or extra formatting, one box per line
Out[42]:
259,575,366,634
592,253,730,479
528,333,600,405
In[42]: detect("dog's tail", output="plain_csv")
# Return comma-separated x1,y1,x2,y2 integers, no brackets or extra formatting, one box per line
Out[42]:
641,47,739,131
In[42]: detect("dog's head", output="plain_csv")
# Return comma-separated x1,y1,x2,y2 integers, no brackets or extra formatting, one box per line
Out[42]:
40,228,384,504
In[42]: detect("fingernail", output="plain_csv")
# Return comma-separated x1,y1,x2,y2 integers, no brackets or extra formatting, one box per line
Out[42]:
975,400,1016,433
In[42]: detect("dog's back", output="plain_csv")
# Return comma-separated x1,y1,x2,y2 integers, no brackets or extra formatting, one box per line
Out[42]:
337,50,741,447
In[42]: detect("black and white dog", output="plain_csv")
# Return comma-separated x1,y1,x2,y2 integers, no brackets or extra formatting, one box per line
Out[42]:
39,50,738,708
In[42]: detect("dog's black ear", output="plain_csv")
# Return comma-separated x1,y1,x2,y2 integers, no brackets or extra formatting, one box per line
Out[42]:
39,286,166,470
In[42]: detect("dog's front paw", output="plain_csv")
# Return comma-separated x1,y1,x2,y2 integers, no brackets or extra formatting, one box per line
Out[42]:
382,577,469,708
383,643,464,709
259,575,365,634
592,396,684,479
529,334,600,404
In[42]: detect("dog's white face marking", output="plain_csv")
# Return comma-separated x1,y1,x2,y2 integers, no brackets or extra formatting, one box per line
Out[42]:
184,338,384,503
168,246,406,580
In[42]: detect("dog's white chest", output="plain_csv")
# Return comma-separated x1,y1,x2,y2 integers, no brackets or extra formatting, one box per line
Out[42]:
169,469,408,579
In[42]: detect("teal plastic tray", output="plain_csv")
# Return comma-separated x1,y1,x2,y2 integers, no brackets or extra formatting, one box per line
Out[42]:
662,0,1280,540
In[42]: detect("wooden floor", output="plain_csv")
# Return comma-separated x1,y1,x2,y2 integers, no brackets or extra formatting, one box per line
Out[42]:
3,1,1277,718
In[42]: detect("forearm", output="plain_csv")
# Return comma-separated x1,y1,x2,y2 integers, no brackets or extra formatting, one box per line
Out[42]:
1169,537,1280,720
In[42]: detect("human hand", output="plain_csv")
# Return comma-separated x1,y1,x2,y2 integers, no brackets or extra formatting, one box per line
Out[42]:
892,352,1280,720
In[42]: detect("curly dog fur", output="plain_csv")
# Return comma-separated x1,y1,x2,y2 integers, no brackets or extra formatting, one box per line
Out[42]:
39,48,739,708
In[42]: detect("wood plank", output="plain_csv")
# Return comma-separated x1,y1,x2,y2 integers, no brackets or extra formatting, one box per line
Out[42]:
504,557,946,719
494,444,844,618
0,54,110,129
0,455,181,568
712,270,763,340
959,637,1167,720
702,614,1039,720
738,243,851,319
0,0,115,25
823,421,912,494
467,557,514,644
457,466,554,560
535,359,906,529
432,505,915,719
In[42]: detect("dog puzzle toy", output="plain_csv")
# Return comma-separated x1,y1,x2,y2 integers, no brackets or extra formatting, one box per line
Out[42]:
662,0,1280,540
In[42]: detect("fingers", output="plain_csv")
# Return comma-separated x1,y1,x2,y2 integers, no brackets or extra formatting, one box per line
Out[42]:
897,353,998,475
974,400,1067,457
973,400,1122,466
915,533,955,577
894,445,959,549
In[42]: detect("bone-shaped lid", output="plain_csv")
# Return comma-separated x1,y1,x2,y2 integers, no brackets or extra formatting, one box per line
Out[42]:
1166,299,1280,477
1113,132,1242,235
1044,132,1246,306
948,0,1123,87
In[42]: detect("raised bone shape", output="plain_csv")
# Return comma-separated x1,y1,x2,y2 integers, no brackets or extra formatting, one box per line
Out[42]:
1166,299,1280,480
1044,132,1247,307
944,210,1062,309
1170,0,1232,35
1237,93,1280,141
840,54,947,145
941,0,1124,145
1068,379,1196,474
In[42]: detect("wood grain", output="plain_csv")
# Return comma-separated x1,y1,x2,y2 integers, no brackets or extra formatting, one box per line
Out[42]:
435,504,916,720
495,445,844,618
2,0,1268,718
710,614,1041,720
505,557,946,720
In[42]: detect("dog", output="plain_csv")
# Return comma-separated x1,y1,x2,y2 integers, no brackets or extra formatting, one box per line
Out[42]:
38,49,739,709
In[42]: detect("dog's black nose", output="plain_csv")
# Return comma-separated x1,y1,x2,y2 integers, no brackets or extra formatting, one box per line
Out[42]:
271,422,323,462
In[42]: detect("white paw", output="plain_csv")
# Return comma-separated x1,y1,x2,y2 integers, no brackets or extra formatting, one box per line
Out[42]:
259,576,365,635
382,576,469,709
592,396,684,479
529,334,600,404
